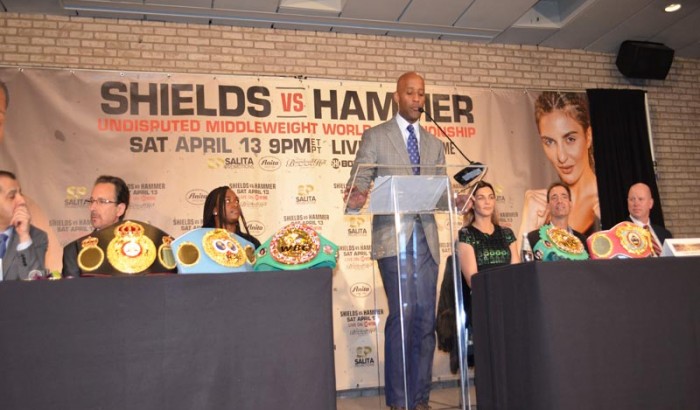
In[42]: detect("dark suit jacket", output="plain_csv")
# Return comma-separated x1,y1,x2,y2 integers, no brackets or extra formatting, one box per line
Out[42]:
347,117,446,262
651,223,673,245
2,225,48,280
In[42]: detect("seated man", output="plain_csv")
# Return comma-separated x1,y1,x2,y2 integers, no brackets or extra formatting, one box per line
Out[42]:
626,182,672,256
0,170,48,280
62,175,129,277
528,182,589,261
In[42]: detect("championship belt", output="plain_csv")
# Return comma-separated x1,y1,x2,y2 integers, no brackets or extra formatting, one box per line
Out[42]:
586,221,653,259
172,228,257,274
532,225,589,261
254,223,338,271
78,220,177,277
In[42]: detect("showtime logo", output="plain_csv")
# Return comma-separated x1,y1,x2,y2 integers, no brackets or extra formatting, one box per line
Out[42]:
185,189,208,205
259,156,281,171
350,282,372,298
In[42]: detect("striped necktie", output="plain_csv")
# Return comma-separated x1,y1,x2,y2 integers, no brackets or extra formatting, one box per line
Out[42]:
644,225,662,256
406,124,420,175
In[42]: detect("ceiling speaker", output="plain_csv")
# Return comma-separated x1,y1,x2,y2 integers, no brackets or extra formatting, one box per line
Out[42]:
616,40,674,80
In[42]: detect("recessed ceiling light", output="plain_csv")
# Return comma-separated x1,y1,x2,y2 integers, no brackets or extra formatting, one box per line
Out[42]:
665,3,682,12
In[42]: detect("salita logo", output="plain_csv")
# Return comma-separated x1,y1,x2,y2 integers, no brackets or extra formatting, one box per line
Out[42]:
347,216,367,236
64,185,88,208
296,184,316,204
350,282,372,298
259,156,281,171
207,157,225,169
354,346,375,367
185,189,208,205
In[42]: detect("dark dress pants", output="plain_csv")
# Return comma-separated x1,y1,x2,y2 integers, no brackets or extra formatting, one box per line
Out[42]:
377,219,438,408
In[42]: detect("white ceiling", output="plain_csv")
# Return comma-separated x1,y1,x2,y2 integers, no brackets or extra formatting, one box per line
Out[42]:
2,0,699,59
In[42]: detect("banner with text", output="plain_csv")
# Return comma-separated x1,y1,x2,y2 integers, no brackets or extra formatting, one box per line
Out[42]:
1,67,574,390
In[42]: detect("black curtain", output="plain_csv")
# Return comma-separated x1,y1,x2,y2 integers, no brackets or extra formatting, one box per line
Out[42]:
586,89,666,230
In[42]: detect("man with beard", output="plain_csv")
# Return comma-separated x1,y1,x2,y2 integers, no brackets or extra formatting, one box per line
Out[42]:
61,175,129,277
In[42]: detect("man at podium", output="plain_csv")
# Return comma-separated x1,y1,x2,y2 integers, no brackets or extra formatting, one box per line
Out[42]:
344,72,445,410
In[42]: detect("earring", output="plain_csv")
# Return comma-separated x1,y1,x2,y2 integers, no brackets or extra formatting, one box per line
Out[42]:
213,212,218,215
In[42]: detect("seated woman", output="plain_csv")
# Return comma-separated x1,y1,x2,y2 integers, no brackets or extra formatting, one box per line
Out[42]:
456,181,519,366
458,181,519,287
202,186,261,249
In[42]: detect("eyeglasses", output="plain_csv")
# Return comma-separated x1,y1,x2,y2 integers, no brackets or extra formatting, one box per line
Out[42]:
224,198,240,205
84,198,118,206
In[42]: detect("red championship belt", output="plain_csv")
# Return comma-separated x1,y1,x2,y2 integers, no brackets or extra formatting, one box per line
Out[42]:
586,221,653,259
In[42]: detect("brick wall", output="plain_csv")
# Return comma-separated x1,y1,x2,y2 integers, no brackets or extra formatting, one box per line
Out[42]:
1,13,699,237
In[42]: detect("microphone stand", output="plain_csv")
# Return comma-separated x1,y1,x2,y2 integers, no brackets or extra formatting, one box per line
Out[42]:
419,107,487,187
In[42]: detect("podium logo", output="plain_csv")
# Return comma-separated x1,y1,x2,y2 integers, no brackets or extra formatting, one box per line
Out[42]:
259,156,281,171
350,282,372,298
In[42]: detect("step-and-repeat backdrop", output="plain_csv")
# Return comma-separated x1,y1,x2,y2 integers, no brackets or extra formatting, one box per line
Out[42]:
1,67,580,389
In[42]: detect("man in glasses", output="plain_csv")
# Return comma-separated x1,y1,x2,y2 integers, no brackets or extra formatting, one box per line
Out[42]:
0,170,48,280
62,175,130,277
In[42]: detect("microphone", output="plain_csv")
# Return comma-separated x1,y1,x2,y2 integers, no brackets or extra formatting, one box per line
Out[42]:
419,107,486,186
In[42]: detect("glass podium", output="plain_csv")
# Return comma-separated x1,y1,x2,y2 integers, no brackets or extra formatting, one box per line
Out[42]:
343,163,482,410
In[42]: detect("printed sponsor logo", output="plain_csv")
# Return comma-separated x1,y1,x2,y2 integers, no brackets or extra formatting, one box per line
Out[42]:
354,346,375,367
207,157,254,169
286,158,327,168
64,185,88,208
259,156,281,171
296,185,317,205
350,282,372,298
185,189,208,205
246,220,265,237
331,158,354,169
347,216,367,236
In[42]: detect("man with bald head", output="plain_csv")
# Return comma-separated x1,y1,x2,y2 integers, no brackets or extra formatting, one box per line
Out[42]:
627,182,672,256
344,72,445,410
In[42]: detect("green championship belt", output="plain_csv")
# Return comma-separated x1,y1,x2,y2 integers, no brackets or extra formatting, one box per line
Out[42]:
255,223,338,271
533,225,589,261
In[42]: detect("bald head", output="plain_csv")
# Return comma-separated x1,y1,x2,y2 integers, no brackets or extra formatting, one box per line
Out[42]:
627,182,654,223
394,72,425,123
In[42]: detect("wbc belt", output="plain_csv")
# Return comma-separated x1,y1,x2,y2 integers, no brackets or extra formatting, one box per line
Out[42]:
586,221,653,259
255,223,338,271
532,224,589,261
